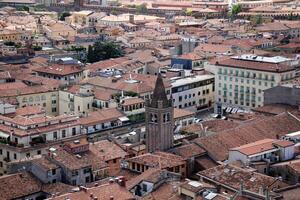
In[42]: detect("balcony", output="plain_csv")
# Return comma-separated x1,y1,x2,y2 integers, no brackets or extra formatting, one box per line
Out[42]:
29,136,46,147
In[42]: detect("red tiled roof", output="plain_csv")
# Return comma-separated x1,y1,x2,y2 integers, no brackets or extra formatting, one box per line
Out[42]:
193,112,300,161
0,172,42,200
173,143,206,159
79,108,124,126
215,57,294,73
50,183,134,200
34,64,83,76
126,151,185,169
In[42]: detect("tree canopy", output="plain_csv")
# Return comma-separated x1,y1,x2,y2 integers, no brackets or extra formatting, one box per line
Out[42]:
86,41,123,63
136,3,148,14
228,4,242,20
59,12,71,21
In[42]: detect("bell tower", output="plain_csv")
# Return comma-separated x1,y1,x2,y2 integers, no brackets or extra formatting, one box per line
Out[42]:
145,74,174,153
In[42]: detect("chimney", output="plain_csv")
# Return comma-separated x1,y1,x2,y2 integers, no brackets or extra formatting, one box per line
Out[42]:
109,178,114,184
79,186,88,193
118,176,126,187
129,15,134,24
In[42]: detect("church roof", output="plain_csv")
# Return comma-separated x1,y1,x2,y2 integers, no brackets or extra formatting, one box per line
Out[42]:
150,74,170,108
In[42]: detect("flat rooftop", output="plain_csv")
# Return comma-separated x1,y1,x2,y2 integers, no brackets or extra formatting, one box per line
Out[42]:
171,74,214,87
232,54,291,64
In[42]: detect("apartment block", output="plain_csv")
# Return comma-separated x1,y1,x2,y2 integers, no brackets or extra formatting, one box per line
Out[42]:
171,74,215,112
0,112,82,175
214,54,299,109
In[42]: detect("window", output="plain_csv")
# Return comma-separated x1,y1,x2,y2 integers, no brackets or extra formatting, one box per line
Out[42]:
137,164,140,171
37,150,41,155
52,169,56,175
113,159,117,163
87,104,90,109
72,180,76,185
52,107,57,112
26,153,30,157
62,130,66,138
72,128,76,136
53,132,57,140
14,153,17,160
72,171,78,176
0,149,2,155
83,168,90,174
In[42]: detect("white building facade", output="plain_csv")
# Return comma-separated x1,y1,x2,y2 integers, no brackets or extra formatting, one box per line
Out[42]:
214,55,299,109
171,75,215,112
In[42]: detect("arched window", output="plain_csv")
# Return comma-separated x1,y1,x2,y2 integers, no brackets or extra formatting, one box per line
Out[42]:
150,113,157,123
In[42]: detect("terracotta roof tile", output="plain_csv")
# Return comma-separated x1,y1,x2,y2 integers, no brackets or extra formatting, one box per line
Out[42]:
126,151,185,169
79,108,124,126
216,57,294,73
193,112,300,161
49,183,134,200
0,172,42,200
198,164,287,194
173,143,206,159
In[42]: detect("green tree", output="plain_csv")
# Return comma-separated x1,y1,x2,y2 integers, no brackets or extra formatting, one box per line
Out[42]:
33,46,42,51
87,45,95,63
185,8,193,16
86,41,123,63
228,4,242,20
59,12,71,21
4,41,15,46
250,15,262,26
232,4,242,15
136,3,148,14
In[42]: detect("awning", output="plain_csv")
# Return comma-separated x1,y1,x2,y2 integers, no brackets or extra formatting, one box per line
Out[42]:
0,131,9,139
118,116,129,122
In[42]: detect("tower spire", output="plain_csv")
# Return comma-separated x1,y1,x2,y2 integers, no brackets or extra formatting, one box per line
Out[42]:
150,73,169,108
